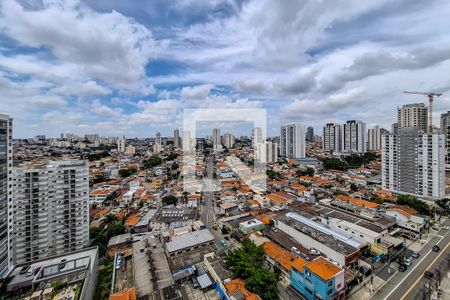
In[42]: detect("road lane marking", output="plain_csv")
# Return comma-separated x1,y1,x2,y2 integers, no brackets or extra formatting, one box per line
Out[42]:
400,236,450,300
381,231,449,300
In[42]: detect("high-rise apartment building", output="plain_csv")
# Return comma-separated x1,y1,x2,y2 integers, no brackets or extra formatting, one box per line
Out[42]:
397,103,428,131
367,125,383,151
174,128,180,148
12,160,90,265
213,129,222,151
343,120,367,154
280,124,305,159
222,133,235,148
391,123,398,135
153,132,162,153
255,141,278,163
117,136,126,153
306,127,314,142
323,123,343,153
441,111,450,195
252,127,263,148
183,130,193,152
0,114,12,277
382,128,445,199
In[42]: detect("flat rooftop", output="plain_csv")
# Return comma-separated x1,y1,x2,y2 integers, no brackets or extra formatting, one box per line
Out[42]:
165,229,215,253
318,202,395,233
276,213,360,255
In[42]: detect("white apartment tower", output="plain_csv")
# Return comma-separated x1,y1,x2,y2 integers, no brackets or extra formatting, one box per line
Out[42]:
343,120,367,154
441,111,450,195
280,124,305,158
382,128,445,199
252,127,263,148
222,133,235,148
12,160,90,265
397,103,428,131
0,114,12,277
213,128,222,151
256,141,278,163
323,123,343,153
153,132,162,153
117,135,126,153
367,125,382,151
174,128,180,148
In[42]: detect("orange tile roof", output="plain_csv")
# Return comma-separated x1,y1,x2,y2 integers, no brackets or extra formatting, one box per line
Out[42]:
336,195,380,209
274,192,295,200
225,279,260,300
267,180,288,185
90,189,111,196
110,288,136,300
291,258,307,273
290,183,309,191
265,194,286,204
249,199,260,206
239,187,253,194
259,216,272,225
387,206,417,218
125,214,141,227
305,257,343,281
263,242,302,271
95,207,111,219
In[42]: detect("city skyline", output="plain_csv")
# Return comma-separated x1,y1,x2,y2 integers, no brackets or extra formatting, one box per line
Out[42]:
1,0,450,138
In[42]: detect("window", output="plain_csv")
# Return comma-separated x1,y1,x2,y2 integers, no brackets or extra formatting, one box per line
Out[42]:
328,281,333,286
328,290,333,295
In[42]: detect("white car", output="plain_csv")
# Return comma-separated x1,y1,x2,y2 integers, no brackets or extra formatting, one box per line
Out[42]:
291,247,301,255
404,258,412,266
309,248,320,255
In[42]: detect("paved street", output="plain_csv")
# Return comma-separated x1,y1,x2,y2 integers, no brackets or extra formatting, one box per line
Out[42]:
371,219,450,300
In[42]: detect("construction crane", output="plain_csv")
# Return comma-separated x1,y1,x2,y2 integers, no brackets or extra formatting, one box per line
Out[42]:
403,91,442,133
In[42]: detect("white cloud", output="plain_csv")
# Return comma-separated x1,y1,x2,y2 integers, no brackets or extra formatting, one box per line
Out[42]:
29,95,66,108
180,84,214,99
0,0,165,87
128,99,181,124
52,80,111,97
91,99,123,117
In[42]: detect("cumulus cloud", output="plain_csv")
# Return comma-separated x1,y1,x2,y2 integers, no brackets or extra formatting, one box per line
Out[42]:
128,99,181,124
52,80,111,97
180,84,214,99
320,46,450,93
0,0,165,87
281,88,366,119
91,99,123,117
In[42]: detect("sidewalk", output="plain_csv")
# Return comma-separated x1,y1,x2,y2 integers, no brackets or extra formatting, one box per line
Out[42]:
349,226,441,300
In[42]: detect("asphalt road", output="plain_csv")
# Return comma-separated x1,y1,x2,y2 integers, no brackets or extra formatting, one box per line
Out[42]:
371,219,450,300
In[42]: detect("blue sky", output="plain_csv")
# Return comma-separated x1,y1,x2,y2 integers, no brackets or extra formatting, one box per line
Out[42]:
1,0,450,138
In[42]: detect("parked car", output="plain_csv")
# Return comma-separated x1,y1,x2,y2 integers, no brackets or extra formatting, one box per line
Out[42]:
291,247,301,255
432,245,440,252
412,251,420,258
58,259,67,270
398,264,407,272
309,248,320,255
404,258,412,266
424,271,434,279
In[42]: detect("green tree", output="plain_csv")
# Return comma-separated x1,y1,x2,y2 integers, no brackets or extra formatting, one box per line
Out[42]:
397,195,431,216
165,152,178,161
118,168,137,178
162,195,178,206
225,240,278,300
297,167,315,176
322,157,349,170
143,155,162,169
245,268,279,300
266,169,278,180
350,183,358,192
